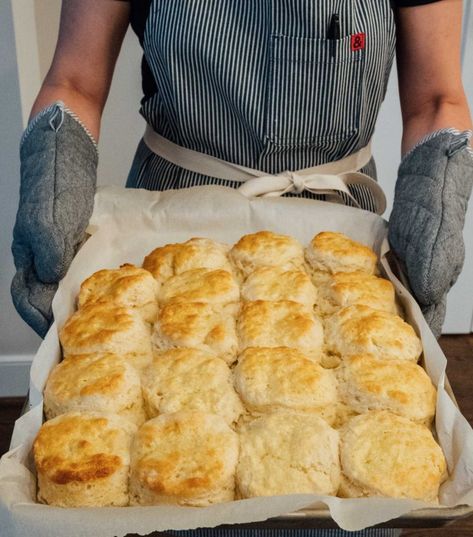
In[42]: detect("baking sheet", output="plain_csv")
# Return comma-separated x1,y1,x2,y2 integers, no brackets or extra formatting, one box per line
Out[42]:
1,185,473,537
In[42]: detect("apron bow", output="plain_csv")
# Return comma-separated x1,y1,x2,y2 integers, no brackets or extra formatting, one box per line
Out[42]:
237,169,386,214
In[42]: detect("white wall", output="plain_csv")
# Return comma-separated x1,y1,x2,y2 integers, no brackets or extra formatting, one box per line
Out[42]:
447,3,473,333
0,1,472,395
460,3,473,333
0,1,42,365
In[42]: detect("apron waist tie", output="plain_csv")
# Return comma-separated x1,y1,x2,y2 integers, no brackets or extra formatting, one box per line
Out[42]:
143,125,387,215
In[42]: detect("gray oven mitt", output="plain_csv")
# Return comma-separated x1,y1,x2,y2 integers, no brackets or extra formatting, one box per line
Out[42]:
11,102,98,337
388,130,473,338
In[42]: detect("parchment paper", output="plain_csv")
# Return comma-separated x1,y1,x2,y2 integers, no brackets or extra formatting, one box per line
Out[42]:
1,185,473,537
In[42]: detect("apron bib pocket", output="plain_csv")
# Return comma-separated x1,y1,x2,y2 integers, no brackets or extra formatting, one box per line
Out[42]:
266,34,365,148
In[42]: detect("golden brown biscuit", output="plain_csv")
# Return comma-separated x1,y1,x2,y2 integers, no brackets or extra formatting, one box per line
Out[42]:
130,412,239,506
142,349,244,424
34,412,136,507
159,268,240,305
143,238,232,284
60,302,153,370
241,267,317,308
316,271,397,315
77,264,159,323
325,305,422,362
43,353,146,425
237,300,324,361
336,354,436,426
234,347,337,423
229,231,305,279
153,302,238,364
237,413,340,497
339,411,447,501
305,231,377,275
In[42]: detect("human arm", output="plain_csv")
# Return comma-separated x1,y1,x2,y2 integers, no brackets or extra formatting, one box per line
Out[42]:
395,0,471,154
389,0,473,336
11,0,130,336
31,0,130,140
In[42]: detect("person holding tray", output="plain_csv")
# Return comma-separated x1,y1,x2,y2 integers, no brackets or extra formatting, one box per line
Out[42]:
11,3,472,339
8,1,473,535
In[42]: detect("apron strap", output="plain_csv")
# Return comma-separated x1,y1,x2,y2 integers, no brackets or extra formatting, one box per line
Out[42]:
143,125,387,214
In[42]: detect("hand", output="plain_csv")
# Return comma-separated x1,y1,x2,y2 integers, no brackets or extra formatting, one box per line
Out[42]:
11,102,97,337
388,130,473,338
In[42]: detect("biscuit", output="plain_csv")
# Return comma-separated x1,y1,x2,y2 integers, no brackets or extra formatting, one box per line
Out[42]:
130,412,239,506
336,354,436,426
44,353,146,426
237,413,340,497
60,302,153,370
78,264,159,323
34,411,136,507
159,268,240,305
143,238,232,284
339,411,447,501
305,231,377,275
237,300,324,361
142,349,244,425
325,305,422,362
241,267,317,308
229,231,305,279
234,347,337,423
153,302,238,364
316,271,397,315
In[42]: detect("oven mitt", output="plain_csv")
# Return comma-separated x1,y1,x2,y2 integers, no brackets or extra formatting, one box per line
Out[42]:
11,102,98,337
389,129,473,338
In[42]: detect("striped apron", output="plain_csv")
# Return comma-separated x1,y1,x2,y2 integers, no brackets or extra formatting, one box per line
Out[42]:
126,0,396,213
128,2,399,535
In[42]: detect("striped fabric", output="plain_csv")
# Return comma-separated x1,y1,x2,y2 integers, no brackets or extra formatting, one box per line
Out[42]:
126,0,396,211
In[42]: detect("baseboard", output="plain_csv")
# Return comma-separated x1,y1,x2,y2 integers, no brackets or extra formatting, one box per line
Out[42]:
0,355,32,397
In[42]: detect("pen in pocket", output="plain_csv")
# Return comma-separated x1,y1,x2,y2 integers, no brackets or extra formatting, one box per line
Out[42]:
327,13,340,58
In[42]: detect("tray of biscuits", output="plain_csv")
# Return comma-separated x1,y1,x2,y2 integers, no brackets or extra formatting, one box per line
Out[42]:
1,185,472,536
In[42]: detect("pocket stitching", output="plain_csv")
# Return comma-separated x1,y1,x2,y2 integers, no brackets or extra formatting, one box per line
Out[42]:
266,34,366,147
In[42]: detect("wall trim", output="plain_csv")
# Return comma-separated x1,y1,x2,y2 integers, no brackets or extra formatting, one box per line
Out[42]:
0,355,33,397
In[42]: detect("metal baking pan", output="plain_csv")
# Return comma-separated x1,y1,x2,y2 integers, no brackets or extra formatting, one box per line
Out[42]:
217,505,473,530
124,504,473,535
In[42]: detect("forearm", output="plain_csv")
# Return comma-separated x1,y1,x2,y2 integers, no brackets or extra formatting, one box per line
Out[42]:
401,94,472,156
395,0,472,155
30,81,102,142
28,0,130,143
